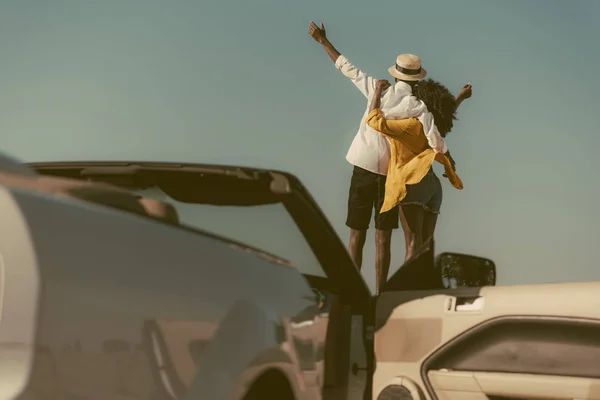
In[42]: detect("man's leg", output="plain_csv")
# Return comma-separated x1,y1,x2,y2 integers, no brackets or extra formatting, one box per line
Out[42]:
345,167,375,270
374,174,399,293
374,229,392,294
348,229,367,270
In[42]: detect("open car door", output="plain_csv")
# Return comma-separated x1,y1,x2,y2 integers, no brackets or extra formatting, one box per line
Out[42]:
374,240,600,400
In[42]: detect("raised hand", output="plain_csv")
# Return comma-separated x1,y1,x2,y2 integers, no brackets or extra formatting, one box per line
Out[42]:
442,151,457,178
376,79,391,91
458,83,473,100
308,21,327,43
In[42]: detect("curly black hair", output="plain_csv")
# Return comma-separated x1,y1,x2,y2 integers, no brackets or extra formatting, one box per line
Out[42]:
413,79,457,138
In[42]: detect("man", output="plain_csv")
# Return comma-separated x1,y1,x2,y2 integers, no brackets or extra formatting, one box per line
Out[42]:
308,21,455,293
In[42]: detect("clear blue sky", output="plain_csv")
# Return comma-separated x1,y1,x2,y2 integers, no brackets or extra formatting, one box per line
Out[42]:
1,0,599,289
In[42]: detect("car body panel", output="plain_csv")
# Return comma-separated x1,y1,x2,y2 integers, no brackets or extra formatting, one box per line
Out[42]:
375,244,600,399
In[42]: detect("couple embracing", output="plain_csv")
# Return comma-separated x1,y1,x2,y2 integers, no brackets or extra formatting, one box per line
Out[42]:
308,21,473,293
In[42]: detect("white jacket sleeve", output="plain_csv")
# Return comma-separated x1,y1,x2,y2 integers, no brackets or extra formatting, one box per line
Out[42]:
417,111,448,154
334,55,376,99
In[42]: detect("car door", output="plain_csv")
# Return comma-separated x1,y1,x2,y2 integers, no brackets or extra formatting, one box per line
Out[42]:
373,241,600,400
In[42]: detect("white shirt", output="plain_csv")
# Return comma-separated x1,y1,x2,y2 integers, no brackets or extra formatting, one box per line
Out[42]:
335,55,448,176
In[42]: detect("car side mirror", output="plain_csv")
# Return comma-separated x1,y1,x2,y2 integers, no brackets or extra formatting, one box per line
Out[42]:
435,252,496,288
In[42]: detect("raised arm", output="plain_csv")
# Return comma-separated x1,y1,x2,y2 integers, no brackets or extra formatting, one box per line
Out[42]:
418,83,473,156
455,83,473,110
440,82,472,175
308,21,376,98
366,80,421,139
308,22,340,62
368,80,388,113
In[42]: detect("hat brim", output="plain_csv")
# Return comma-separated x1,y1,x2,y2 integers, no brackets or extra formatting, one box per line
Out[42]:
388,65,427,81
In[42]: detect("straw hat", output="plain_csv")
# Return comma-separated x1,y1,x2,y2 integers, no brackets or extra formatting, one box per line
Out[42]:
388,54,427,81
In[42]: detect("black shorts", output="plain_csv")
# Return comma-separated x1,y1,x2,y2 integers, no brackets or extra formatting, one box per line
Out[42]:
346,166,399,231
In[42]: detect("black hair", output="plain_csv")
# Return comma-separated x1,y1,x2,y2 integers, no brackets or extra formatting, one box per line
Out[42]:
413,79,457,138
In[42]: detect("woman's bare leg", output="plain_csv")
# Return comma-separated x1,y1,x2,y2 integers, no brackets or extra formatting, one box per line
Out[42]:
399,204,424,262
422,211,439,245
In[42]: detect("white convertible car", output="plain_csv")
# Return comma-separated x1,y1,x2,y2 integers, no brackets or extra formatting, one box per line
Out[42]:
1,151,598,400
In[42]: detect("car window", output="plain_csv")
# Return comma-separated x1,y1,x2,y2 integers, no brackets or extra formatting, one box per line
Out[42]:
135,188,326,278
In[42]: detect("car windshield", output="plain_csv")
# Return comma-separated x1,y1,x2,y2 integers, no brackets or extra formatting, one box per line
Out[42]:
135,187,326,278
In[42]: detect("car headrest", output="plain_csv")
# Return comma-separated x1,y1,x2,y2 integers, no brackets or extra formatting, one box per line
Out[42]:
138,198,180,224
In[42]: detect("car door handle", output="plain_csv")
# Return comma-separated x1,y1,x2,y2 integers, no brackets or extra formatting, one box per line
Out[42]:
453,296,484,312
351,363,367,375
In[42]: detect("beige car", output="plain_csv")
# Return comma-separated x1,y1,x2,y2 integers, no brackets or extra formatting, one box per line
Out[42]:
2,152,598,400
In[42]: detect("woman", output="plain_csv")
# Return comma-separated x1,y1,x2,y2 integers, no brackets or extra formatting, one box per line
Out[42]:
366,79,471,261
